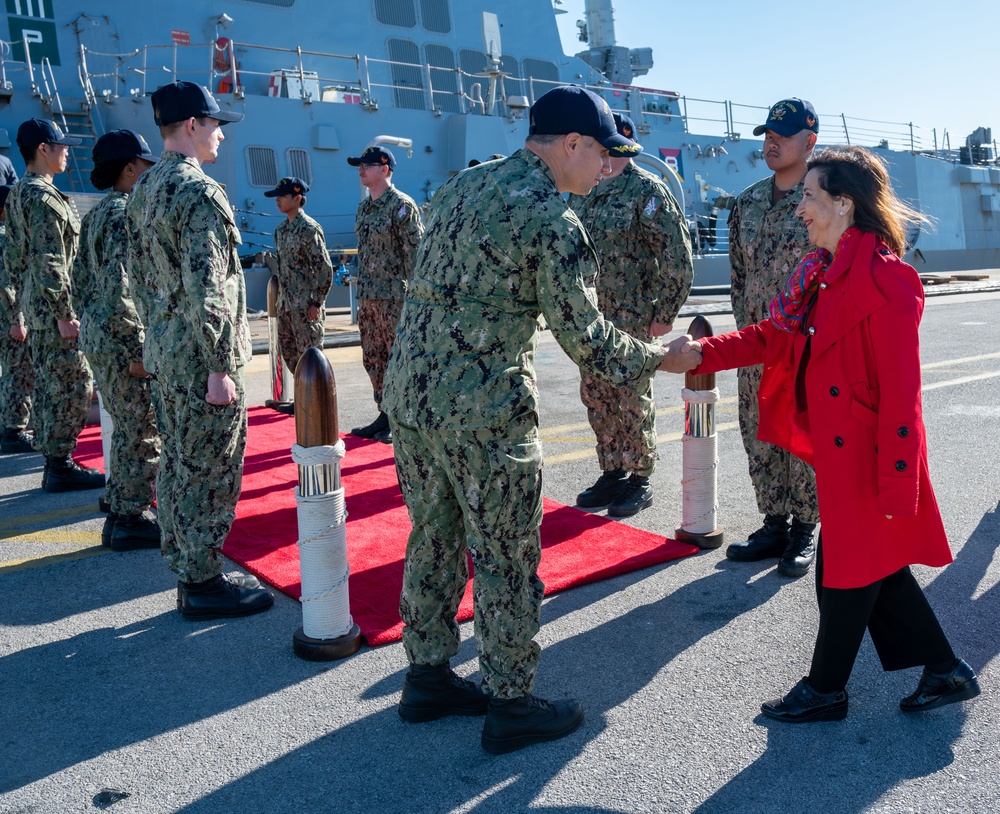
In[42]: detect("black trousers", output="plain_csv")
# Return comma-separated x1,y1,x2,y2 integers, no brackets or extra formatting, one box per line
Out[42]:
808,538,955,693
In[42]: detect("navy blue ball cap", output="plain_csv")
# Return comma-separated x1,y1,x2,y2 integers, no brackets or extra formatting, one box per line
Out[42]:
0,184,10,210
529,86,635,152
16,118,82,149
753,98,819,137
264,176,310,197
347,146,396,170
609,112,643,158
93,129,158,165
151,81,244,126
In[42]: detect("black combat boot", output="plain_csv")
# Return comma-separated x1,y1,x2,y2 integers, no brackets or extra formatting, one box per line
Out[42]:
108,511,162,552
398,662,489,722
177,573,274,620
101,514,116,548
608,474,653,518
481,694,585,754
576,469,628,508
351,411,389,439
42,455,105,493
777,518,818,577
1,428,34,454
374,423,393,445
725,514,790,561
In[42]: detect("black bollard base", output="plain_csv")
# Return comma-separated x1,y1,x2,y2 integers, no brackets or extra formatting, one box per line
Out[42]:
675,526,725,550
265,399,294,415
293,624,362,661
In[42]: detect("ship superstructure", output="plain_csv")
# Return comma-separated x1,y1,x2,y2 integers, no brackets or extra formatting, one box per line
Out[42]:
2,0,998,302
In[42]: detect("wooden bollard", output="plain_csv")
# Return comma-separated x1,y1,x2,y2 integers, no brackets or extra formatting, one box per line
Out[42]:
291,347,362,661
264,275,295,412
674,315,724,549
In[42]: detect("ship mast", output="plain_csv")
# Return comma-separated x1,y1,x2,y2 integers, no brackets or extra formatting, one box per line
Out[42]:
574,0,652,85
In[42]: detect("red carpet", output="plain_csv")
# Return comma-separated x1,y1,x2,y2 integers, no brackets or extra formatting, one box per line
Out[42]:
76,407,699,646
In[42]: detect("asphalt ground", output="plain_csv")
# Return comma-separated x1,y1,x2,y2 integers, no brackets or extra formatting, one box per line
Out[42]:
1,286,999,813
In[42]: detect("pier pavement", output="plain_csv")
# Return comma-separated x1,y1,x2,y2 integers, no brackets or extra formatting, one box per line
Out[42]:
1,284,998,813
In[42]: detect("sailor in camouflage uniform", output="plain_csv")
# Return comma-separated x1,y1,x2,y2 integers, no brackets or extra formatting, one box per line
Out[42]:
265,176,333,375
569,113,693,518
4,119,104,492
382,87,701,754
74,130,162,551
727,99,821,577
0,183,36,454
126,82,273,620
347,145,423,444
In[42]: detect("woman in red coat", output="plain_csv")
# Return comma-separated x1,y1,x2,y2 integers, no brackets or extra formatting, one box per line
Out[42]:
692,146,979,723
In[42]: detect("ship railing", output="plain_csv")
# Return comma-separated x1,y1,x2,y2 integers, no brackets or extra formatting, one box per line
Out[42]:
77,42,367,107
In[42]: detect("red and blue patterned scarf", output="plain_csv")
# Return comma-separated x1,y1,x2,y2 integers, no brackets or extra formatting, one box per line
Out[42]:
770,228,857,333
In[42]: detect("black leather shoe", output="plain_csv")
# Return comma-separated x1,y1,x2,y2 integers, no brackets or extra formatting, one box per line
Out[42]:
374,426,393,445
607,474,653,518
576,469,628,508
42,455,105,493
481,694,584,754
777,518,817,577
761,677,848,723
900,659,980,712
1,428,34,454
351,411,389,439
109,512,161,552
726,514,790,561
101,514,116,548
398,662,489,722
177,573,274,620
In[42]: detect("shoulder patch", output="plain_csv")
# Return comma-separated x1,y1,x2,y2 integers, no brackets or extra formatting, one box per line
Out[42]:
396,204,410,220
642,196,663,219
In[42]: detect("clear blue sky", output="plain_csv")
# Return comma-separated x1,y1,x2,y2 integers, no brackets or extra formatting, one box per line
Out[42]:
555,0,996,151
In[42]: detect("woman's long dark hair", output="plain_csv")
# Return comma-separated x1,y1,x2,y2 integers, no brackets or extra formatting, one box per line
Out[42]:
807,145,930,256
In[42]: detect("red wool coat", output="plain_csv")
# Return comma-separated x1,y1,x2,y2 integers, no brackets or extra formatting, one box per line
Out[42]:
697,230,952,588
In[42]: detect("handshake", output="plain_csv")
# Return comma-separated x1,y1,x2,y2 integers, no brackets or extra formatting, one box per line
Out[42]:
658,334,702,373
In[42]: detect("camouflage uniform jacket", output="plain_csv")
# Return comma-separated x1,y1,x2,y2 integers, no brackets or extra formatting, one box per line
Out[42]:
73,191,144,362
3,172,80,330
274,210,334,311
569,162,693,332
354,184,423,301
125,151,250,378
728,175,811,329
382,148,667,432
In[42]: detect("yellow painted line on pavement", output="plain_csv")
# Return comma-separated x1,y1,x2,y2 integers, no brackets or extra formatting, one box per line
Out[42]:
545,421,741,465
0,505,98,534
540,396,739,439
921,351,1000,370
3,531,103,545
0,545,106,573
923,371,1000,391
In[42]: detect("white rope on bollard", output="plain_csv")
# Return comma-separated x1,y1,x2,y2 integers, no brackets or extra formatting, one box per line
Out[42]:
680,387,720,535
291,440,354,640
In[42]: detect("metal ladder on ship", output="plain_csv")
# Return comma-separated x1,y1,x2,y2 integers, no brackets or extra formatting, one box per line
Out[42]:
32,53,98,192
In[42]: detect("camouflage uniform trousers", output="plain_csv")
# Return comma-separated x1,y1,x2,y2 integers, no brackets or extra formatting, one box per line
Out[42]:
392,414,544,699
150,370,247,583
30,327,92,458
737,364,820,523
276,306,324,375
0,331,34,430
357,298,403,409
580,362,657,478
88,353,160,515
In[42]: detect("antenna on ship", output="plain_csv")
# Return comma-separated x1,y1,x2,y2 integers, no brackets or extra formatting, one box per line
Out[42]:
574,0,653,85
482,12,503,114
